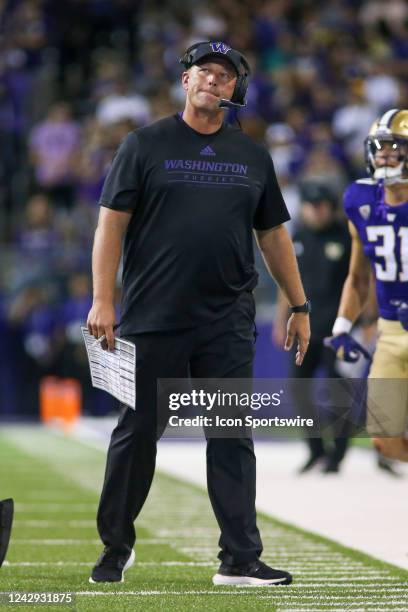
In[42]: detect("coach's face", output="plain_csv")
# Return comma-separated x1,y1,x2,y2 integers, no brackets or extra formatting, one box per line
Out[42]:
182,59,237,112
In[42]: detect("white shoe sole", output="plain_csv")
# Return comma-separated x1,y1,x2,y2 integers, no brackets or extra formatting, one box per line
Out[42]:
89,549,135,584
212,572,290,586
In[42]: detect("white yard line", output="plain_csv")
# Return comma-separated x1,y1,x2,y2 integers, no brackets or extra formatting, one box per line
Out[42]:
152,439,408,570
3,561,215,567
278,609,408,612
5,561,404,582
73,420,408,570
2,424,407,612
74,590,286,596
13,520,96,527
287,584,408,589
14,504,96,511
11,539,102,545
73,590,407,597
11,538,178,545
5,561,401,582
6,423,408,574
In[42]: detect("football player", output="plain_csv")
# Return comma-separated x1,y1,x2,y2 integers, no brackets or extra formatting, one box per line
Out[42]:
325,108,408,461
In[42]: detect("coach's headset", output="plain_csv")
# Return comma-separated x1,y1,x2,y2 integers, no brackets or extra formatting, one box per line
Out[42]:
179,41,251,109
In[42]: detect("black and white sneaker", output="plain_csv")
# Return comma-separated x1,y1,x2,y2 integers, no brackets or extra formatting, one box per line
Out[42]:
89,548,135,583
212,560,292,586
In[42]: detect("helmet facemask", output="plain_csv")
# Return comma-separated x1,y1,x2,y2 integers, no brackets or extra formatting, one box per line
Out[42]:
365,109,408,185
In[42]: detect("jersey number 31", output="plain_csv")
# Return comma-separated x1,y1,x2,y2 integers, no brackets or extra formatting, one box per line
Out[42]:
367,226,408,282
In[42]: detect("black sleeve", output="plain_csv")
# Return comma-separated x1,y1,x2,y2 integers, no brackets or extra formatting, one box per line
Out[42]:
99,132,141,212
253,150,290,230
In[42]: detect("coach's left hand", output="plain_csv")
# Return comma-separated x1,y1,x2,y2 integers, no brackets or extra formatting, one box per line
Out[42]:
284,313,310,366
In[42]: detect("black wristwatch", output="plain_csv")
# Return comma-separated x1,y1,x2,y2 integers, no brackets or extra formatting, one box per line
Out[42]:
290,299,311,314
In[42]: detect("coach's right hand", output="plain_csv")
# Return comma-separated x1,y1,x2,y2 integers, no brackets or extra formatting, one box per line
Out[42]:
87,300,116,351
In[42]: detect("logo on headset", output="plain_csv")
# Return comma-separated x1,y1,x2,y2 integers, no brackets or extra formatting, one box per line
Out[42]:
210,42,231,54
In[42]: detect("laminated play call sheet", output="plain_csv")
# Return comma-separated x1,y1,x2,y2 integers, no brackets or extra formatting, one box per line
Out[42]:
81,327,136,409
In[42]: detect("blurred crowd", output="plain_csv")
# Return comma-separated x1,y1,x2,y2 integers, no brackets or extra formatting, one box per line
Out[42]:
0,0,407,415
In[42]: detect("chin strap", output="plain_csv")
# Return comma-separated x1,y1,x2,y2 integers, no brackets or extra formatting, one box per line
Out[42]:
374,162,408,184
383,178,408,185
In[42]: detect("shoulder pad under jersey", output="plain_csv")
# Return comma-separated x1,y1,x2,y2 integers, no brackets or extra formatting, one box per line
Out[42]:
355,178,377,185
343,180,378,223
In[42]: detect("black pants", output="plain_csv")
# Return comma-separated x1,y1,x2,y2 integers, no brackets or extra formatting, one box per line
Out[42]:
292,338,349,464
96,293,263,565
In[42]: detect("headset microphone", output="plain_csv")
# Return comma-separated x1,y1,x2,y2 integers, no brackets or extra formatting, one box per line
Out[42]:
219,99,246,109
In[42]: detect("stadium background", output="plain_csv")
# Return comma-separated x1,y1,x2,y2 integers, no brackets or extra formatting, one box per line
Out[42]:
0,0,407,418
1,3,408,609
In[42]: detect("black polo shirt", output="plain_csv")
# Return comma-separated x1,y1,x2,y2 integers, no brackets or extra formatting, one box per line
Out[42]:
99,114,290,333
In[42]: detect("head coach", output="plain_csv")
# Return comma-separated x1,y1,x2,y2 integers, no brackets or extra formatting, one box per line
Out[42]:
87,41,310,586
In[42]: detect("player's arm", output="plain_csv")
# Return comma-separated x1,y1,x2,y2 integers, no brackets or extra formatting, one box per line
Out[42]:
255,224,310,366
324,221,373,362
335,220,371,328
87,207,131,350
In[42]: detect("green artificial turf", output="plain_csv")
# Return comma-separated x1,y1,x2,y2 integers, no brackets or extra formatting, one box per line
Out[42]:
0,427,406,611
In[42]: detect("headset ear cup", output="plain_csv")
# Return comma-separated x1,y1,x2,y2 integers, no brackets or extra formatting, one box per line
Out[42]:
231,75,248,105
241,75,249,104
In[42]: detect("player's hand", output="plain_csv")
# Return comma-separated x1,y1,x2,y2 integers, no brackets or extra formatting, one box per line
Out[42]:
284,313,310,366
323,333,372,363
397,302,408,331
87,300,116,351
